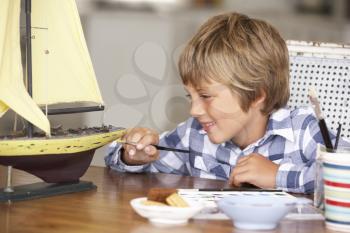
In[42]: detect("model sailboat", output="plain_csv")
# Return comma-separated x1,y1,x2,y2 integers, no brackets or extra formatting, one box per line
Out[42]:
0,0,125,199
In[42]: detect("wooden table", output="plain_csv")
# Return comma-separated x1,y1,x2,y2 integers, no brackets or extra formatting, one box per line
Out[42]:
0,166,329,233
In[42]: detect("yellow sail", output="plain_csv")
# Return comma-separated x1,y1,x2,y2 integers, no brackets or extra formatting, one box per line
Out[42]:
0,0,50,135
0,101,8,118
31,0,103,105
0,0,103,136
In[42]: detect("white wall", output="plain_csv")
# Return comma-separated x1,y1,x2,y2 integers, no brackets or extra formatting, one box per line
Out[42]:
85,11,198,166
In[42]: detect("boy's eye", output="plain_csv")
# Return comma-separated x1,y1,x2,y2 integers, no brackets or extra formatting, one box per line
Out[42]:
184,93,212,101
200,94,212,99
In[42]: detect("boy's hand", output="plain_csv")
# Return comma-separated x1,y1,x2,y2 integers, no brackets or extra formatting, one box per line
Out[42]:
121,127,160,165
229,153,279,189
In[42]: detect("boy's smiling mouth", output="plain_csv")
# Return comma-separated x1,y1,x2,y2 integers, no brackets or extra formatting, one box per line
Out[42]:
200,121,216,132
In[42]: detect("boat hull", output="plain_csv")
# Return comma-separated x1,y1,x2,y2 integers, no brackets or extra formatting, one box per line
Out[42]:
0,150,94,183
0,127,126,183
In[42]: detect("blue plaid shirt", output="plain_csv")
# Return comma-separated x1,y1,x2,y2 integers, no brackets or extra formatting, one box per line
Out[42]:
105,107,350,193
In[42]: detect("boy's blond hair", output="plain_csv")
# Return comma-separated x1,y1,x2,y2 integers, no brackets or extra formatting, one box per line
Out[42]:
178,12,289,115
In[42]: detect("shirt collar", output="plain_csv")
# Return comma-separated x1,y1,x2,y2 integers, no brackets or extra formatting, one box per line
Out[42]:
265,107,295,142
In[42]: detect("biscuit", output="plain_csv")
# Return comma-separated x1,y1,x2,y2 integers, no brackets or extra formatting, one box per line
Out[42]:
141,200,167,206
147,188,177,204
166,193,189,207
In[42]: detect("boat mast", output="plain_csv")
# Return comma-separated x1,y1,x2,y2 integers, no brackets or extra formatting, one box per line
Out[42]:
25,0,33,138
24,0,104,124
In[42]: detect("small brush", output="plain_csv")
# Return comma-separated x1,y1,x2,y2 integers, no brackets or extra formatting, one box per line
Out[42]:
118,140,190,153
308,88,334,151
334,101,348,150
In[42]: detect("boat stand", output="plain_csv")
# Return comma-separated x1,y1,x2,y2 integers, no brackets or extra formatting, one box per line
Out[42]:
0,166,96,202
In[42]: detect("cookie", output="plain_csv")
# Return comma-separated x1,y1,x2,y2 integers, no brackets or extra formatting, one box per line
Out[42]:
166,193,189,207
147,188,177,204
141,200,167,206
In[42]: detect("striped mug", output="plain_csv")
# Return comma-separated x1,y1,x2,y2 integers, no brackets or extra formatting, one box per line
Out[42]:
321,146,350,232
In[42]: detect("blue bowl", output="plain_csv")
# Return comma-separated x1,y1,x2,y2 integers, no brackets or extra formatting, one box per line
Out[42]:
217,195,296,230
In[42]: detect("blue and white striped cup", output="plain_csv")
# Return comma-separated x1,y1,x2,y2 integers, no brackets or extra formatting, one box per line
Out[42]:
321,146,350,232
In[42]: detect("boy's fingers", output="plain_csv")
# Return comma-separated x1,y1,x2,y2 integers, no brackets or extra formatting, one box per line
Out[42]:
229,169,247,185
126,144,159,161
122,130,141,149
125,147,137,161
123,141,135,154
235,159,249,168
124,127,153,141
236,154,256,165
232,159,252,172
229,171,251,187
129,151,155,162
144,145,157,155
137,133,159,150
229,164,251,186
129,132,143,145
233,165,250,175
127,147,136,156
143,145,159,161
236,157,249,166
121,127,160,164
237,155,250,162
229,172,243,187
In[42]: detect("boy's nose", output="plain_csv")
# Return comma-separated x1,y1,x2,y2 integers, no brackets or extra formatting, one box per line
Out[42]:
190,99,205,117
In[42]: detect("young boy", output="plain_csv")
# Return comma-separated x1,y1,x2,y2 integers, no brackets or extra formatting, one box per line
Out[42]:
105,12,348,193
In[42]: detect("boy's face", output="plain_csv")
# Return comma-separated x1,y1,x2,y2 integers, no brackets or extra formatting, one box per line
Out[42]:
184,80,267,147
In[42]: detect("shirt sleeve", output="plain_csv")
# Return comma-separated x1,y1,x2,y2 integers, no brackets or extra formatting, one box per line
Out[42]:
104,118,194,175
276,114,332,193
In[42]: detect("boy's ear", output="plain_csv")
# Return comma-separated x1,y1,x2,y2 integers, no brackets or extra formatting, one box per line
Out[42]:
251,90,266,109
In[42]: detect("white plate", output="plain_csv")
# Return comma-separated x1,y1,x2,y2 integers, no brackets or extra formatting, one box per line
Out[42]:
130,197,204,225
